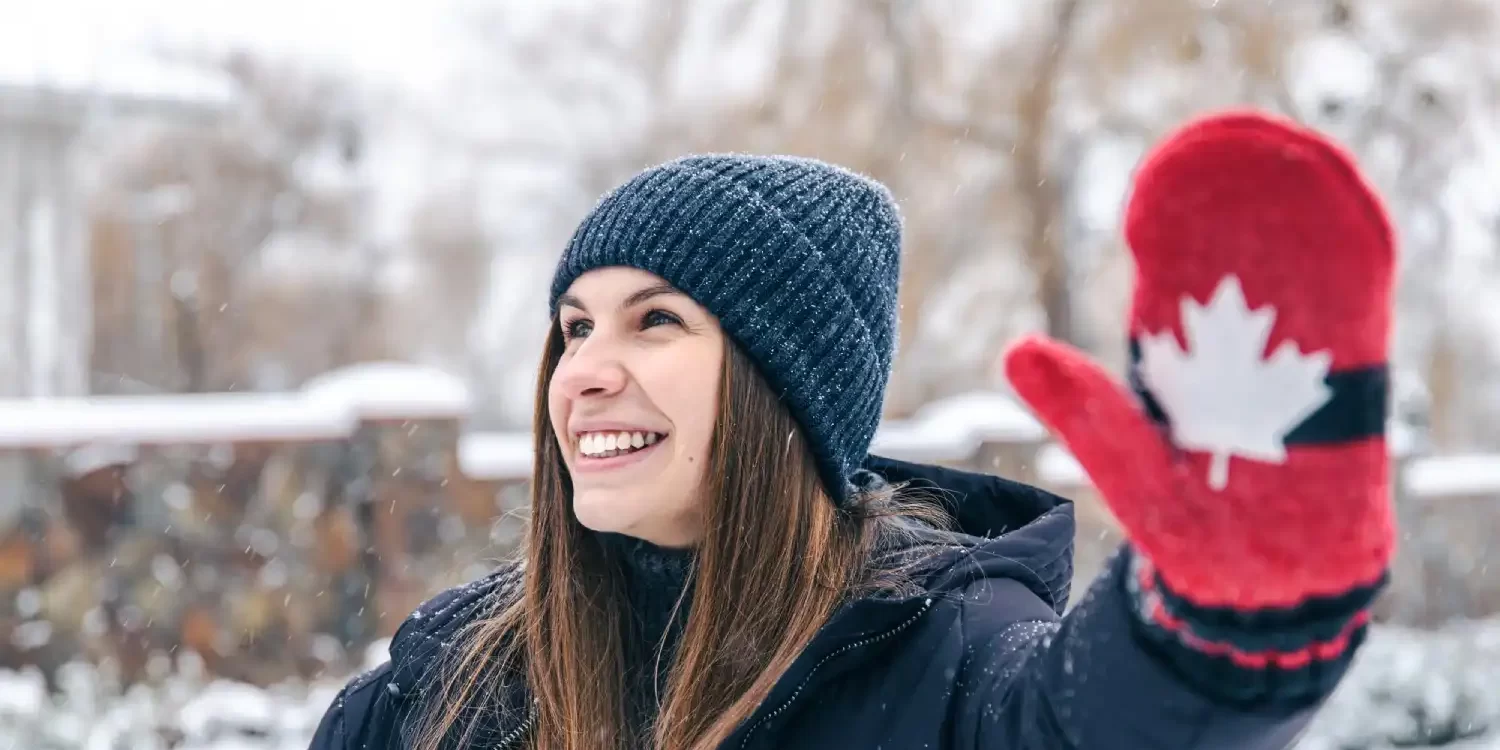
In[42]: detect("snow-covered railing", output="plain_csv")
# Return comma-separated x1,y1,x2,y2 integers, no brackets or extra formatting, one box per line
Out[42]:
298,361,474,422
0,378,1494,500
1029,438,1500,501
453,392,1495,502
0,47,235,124
1402,454,1500,500
0,362,472,450
866,391,1048,462
456,431,534,481
0,393,356,449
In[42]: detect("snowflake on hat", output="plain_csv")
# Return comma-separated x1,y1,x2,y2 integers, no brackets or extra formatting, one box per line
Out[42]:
1004,111,1396,614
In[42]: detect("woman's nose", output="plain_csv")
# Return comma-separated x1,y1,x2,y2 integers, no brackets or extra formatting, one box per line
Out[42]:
553,340,629,399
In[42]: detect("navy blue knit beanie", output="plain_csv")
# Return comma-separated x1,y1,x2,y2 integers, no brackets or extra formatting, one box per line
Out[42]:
548,154,902,505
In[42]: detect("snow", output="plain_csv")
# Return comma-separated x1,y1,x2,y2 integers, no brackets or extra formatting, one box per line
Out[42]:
0,630,397,748
867,420,988,464
1299,619,1500,749
1039,438,1500,498
1,385,1487,497
0,393,355,448
913,391,1048,443
0,663,343,750
1284,32,1381,134
0,362,480,450
177,682,278,743
1405,454,1500,499
1036,442,1088,488
0,49,235,110
2,0,465,100
1390,418,1421,459
0,666,46,717
666,1,786,111
253,230,366,287
0,6,236,108
870,390,1048,462
458,431,534,481
0,616,1494,749
58,441,141,477
1074,137,1143,234
300,361,473,421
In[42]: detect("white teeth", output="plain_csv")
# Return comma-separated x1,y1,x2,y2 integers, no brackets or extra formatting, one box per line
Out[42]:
577,430,665,457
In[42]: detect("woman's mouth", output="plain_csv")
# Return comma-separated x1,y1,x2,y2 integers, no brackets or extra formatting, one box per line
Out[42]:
574,430,669,467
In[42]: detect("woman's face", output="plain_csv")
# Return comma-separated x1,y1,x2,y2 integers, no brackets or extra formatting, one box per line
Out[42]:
548,267,724,547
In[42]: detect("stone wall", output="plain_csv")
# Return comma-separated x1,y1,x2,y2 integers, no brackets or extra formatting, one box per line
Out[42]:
0,419,526,687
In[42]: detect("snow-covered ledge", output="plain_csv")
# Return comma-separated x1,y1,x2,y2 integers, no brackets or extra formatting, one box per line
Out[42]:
300,361,473,422
0,387,1489,501
0,393,355,448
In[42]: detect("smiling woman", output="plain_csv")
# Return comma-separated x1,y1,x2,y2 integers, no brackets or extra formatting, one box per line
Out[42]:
549,270,724,548
312,124,1397,750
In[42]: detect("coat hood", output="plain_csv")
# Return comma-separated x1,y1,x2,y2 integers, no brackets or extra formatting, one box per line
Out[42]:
859,454,1076,615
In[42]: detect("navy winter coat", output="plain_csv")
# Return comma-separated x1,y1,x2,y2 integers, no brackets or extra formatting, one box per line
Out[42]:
311,456,1345,749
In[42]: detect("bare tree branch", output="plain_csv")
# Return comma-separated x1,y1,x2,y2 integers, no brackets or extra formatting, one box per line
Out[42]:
1013,0,1086,343
910,102,1017,153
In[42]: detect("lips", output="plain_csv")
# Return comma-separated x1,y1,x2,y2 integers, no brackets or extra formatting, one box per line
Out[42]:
567,429,668,474
577,430,667,458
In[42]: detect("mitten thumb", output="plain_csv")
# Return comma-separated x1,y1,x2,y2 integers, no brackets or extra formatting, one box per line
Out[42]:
1003,336,1174,504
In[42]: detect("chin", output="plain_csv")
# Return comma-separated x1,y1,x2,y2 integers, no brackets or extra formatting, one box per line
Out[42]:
571,488,698,546
571,489,640,535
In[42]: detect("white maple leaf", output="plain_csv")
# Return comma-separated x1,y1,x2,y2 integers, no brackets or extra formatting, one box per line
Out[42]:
1138,275,1333,490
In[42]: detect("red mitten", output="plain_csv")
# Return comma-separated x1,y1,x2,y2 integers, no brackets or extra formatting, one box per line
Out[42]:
1005,111,1395,611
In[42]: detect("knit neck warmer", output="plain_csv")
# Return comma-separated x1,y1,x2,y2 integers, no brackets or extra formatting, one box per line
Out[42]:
599,533,695,745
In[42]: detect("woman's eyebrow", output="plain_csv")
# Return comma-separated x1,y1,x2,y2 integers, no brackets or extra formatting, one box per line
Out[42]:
556,293,586,312
557,283,682,314
622,283,682,308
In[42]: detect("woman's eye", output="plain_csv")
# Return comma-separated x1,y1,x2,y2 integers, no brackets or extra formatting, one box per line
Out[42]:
641,309,683,329
562,318,593,341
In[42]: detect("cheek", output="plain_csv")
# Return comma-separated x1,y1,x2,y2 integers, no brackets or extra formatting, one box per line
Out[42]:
545,382,570,446
684,375,721,453
637,343,722,468
672,353,723,463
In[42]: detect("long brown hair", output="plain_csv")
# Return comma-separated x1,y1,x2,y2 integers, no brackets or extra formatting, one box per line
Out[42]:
416,324,947,750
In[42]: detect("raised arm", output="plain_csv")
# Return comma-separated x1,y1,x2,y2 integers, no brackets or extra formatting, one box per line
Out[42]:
966,109,1396,750
955,542,1375,749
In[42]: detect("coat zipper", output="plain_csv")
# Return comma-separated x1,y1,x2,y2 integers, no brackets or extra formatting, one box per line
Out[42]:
497,700,538,750
736,597,934,750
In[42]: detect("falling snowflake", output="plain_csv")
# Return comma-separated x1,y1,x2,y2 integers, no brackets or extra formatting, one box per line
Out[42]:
1138,275,1333,490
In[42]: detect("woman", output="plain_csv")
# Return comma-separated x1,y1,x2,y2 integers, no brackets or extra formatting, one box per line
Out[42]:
312,110,1396,749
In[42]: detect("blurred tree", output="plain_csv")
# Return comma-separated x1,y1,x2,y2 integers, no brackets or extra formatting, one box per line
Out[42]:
87,55,383,394
455,0,1499,436
82,0,1500,454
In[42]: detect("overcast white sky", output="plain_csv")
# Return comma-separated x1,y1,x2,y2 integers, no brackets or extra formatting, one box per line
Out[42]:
1,0,470,95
